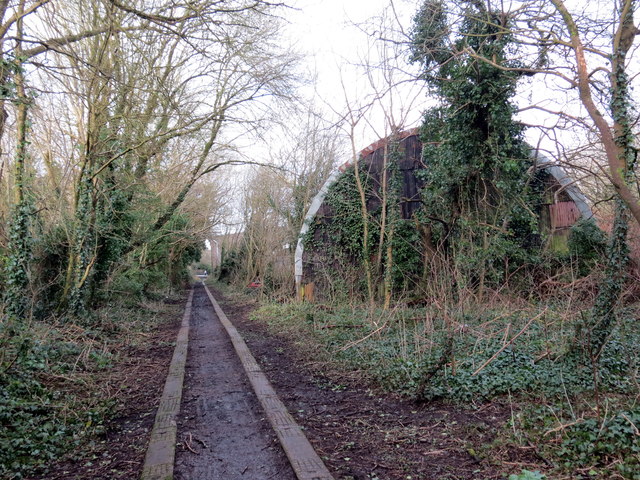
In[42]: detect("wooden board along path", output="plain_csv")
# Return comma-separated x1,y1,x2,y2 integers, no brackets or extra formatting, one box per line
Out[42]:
141,285,333,480
202,284,334,480
141,289,194,480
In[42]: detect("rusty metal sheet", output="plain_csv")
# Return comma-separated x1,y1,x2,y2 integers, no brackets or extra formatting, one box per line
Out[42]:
549,201,580,229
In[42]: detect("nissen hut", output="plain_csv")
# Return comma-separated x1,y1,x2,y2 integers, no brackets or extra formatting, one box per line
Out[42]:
295,129,592,301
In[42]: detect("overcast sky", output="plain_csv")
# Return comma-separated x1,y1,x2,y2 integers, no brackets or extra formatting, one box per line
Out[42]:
282,0,427,148
280,0,578,157
279,0,638,162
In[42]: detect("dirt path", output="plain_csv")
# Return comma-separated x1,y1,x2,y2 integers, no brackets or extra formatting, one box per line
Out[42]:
41,284,530,479
216,289,523,480
173,283,296,480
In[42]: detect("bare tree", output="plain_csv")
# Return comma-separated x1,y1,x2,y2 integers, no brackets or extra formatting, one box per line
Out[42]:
317,3,425,307
1,0,299,313
236,108,342,294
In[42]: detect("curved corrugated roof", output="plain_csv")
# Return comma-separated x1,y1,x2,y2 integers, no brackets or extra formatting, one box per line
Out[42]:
294,135,593,289
533,152,593,220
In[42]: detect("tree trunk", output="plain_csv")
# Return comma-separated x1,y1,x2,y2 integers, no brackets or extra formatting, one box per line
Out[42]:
4,1,32,319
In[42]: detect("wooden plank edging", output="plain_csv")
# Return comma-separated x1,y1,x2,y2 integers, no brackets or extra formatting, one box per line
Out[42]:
140,288,194,480
203,285,334,480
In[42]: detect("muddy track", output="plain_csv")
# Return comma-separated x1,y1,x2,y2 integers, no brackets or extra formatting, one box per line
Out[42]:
173,284,296,479
217,290,514,480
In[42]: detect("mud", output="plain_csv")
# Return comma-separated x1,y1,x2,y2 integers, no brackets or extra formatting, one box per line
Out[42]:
217,290,520,480
173,283,296,480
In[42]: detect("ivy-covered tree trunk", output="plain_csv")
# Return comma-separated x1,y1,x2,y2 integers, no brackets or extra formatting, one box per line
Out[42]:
60,87,110,314
63,167,98,315
382,140,403,308
589,198,630,357
4,6,33,319
586,3,636,357
411,0,537,296
383,223,395,310
59,22,119,314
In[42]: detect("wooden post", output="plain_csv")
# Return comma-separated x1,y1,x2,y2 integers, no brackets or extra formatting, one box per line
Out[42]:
303,282,315,302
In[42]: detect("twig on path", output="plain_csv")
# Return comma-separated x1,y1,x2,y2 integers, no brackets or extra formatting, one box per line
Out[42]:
193,436,209,449
422,449,448,455
184,432,199,454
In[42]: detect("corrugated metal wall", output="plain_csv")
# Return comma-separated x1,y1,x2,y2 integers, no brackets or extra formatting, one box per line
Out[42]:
549,201,581,229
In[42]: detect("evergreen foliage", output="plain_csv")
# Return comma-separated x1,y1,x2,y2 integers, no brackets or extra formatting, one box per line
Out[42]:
3,55,34,321
4,196,35,319
303,165,376,300
304,1,558,303
567,219,607,276
411,0,541,292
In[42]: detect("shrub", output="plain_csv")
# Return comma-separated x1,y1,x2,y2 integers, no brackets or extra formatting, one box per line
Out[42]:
568,219,607,276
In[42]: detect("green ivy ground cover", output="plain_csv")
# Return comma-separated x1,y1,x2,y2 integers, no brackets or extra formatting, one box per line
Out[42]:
0,298,179,479
252,301,640,478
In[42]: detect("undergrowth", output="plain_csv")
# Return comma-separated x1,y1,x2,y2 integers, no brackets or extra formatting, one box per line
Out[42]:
252,300,640,478
0,296,181,479
0,343,112,478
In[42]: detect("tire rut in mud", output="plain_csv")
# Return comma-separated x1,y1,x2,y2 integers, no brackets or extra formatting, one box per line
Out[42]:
174,284,296,480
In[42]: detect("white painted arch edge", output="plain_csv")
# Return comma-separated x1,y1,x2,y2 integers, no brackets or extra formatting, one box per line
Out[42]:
294,149,594,291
